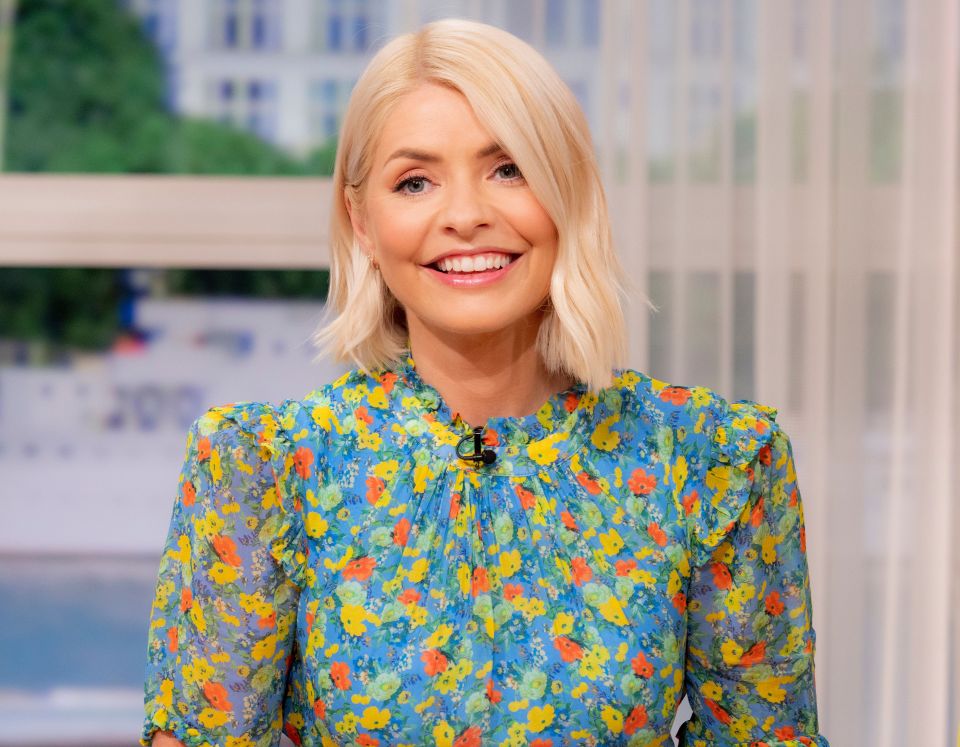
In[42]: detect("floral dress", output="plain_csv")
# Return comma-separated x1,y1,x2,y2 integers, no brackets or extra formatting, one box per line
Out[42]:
141,350,830,747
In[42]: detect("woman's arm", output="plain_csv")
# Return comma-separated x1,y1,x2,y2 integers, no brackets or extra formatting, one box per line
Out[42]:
151,732,185,747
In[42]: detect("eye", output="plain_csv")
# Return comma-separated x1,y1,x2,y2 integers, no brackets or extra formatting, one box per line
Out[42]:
495,161,523,181
393,175,431,195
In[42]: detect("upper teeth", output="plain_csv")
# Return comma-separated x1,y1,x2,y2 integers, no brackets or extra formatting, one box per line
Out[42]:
436,253,515,273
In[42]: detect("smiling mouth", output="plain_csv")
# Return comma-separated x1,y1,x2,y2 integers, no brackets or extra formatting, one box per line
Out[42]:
426,253,520,274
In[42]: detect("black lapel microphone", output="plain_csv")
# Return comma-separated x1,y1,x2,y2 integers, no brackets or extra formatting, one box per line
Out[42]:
456,425,497,465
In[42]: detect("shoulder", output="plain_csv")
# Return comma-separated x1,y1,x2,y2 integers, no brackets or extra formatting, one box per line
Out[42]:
610,367,783,462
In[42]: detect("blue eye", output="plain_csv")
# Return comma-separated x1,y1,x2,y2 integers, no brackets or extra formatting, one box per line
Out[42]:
496,162,522,180
394,176,428,194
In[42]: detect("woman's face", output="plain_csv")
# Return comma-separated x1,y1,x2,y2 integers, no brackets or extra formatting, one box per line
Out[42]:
347,82,559,342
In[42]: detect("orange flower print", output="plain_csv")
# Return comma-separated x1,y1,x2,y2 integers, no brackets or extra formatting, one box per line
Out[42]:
530,740,553,747
181,480,196,507
421,648,449,676
166,626,178,653
576,471,602,494
471,567,490,596
356,734,379,746
631,650,654,678
503,583,524,601
393,517,411,546
659,386,692,405
453,725,482,747
615,559,637,576
647,522,667,547
179,587,192,613
365,475,385,505
739,640,766,667
624,703,649,734
571,556,593,586
628,468,656,495
196,437,211,461
750,496,765,527
765,590,785,616
705,698,732,725
212,535,242,566
681,489,699,515
775,726,797,740
330,661,352,690
293,446,314,479
486,678,503,704
514,485,536,510
758,442,773,466
257,611,276,629
313,697,326,719
560,510,579,531
450,492,462,519
553,636,585,663
379,370,397,393
482,429,501,447
397,588,421,604
283,723,303,747
710,562,733,590
342,556,376,582
202,680,233,711
355,405,373,425
672,592,687,615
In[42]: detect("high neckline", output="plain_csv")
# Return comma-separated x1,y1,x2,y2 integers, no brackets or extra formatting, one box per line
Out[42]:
385,348,598,476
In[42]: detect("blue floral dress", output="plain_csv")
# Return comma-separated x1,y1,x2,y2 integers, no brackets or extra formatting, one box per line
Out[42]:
141,350,829,747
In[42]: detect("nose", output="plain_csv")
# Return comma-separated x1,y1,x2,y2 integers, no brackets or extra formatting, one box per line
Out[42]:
439,176,492,238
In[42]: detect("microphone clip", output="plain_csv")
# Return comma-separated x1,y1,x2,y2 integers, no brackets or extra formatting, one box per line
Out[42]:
456,425,497,466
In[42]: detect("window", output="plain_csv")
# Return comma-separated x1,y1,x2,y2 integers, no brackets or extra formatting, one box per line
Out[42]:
209,0,281,51
309,78,352,143
315,0,373,53
210,78,278,141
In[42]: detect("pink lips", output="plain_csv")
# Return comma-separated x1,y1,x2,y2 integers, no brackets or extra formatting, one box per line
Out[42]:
422,254,520,287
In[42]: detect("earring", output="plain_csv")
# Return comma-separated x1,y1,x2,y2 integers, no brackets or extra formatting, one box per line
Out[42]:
366,252,380,271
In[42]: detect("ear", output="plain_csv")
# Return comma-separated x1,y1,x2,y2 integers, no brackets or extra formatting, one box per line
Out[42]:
344,191,374,257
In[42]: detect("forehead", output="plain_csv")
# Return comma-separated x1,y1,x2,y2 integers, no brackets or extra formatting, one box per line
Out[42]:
374,83,496,163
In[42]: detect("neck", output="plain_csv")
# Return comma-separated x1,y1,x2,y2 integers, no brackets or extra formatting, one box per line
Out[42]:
405,317,573,430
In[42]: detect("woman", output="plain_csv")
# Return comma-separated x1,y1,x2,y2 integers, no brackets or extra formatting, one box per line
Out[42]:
142,18,829,747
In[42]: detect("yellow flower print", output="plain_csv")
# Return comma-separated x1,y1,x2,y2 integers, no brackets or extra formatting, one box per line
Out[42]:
413,463,435,493
598,528,624,556
408,605,428,628
238,591,265,613
705,464,731,496
600,705,624,734
721,640,743,666
209,562,240,585
590,414,621,451
700,681,722,701
197,510,224,539
730,714,758,742
198,707,229,728
597,596,629,626
226,738,255,747
407,558,429,583
311,404,340,433
175,535,190,563
499,549,522,577
306,512,328,539
424,623,453,648
761,535,779,564
374,459,399,480
756,675,796,703
526,704,555,732
552,612,574,636
359,706,391,729
183,658,214,685
261,486,279,511
358,430,382,451
672,455,688,500
158,678,174,708
667,570,682,597
341,604,369,636
190,603,206,634
433,721,455,747
434,669,458,694
526,432,567,465
712,542,735,564
209,448,223,483
251,634,278,661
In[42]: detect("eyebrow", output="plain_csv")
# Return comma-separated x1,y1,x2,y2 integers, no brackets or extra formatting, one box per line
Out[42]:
384,141,505,166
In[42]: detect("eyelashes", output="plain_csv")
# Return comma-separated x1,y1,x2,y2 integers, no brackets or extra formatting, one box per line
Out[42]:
392,161,525,196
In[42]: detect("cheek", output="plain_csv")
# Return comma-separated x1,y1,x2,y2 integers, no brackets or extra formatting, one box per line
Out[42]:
368,204,430,260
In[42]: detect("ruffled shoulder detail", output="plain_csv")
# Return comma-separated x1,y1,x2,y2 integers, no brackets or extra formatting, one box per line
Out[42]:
206,399,309,589
688,393,782,565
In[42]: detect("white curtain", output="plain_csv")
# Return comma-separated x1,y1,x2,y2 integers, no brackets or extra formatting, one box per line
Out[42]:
589,0,959,744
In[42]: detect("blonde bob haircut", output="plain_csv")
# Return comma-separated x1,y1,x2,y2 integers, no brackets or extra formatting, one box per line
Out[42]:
313,17,639,392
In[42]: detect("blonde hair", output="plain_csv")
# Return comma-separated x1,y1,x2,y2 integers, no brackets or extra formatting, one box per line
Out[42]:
313,17,639,392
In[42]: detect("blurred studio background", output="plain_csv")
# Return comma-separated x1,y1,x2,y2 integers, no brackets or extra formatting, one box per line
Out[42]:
0,0,958,745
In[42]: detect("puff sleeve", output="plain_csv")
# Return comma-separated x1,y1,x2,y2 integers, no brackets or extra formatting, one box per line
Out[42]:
141,402,307,747
678,398,830,747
